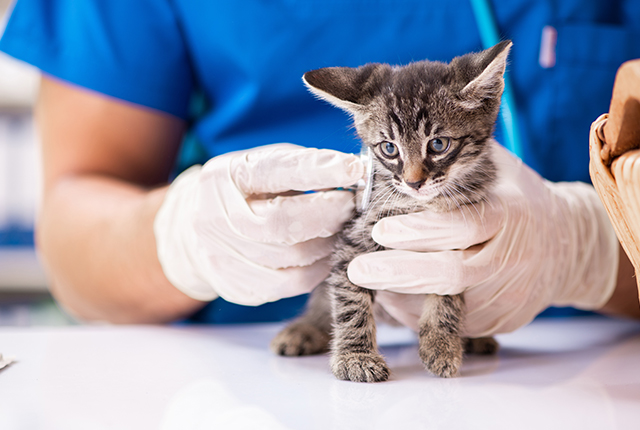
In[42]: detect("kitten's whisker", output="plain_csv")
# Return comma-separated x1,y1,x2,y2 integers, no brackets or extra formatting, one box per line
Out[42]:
450,182,480,211
448,180,487,225
378,187,399,220
440,183,472,230
362,183,399,252
370,188,395,218
443,181,495,238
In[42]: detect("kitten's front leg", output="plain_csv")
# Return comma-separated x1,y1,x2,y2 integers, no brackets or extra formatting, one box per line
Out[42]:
329,266,389,383
419,294,465,378
270,283,332,356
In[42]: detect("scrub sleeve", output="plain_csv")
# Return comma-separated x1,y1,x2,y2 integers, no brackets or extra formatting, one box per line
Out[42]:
0,0,193,118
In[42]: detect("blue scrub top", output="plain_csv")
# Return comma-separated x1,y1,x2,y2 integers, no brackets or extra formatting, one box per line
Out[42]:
2,0,640,323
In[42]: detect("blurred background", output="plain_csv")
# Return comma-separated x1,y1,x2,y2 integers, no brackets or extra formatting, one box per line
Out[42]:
0,0,73,325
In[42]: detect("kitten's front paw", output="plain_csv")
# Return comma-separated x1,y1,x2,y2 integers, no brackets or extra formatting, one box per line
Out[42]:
270,322,330,356
420,335,463,378
330,352,390,383
464,336,499,355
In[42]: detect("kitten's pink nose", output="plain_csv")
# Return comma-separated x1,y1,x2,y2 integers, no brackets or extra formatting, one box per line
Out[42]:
405,179,425,190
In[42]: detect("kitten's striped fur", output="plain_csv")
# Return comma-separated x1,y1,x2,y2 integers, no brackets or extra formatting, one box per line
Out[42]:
271,41,511,382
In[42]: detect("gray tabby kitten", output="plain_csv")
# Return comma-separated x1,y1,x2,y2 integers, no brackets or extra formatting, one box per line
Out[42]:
271,41,511,382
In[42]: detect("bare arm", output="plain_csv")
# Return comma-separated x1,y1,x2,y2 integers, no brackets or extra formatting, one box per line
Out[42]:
35,76,205,323
598,244,640,319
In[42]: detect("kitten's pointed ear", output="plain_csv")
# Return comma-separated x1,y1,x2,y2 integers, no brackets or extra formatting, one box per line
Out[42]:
303,64,388,114
460,40,512,106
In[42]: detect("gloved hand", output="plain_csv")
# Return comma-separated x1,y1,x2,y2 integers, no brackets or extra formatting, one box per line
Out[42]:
154,144,363,305
347,142,620,337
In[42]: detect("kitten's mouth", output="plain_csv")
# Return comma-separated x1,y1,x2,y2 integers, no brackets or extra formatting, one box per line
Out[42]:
396,182,443,201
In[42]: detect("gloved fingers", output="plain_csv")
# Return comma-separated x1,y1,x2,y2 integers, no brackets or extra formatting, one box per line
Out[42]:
347,248,496,296
374,288,540,338
370,198,504,251
463,293,541,337
239,190,355,245
376,290,537,337
459,263,554,337
374,288,539,338
229,144,364,195
212,256,332,306
231,235,338,270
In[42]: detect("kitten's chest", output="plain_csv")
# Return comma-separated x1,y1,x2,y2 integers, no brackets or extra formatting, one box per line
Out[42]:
343,184,428,252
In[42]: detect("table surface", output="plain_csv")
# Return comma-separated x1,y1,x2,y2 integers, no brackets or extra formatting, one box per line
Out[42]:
1,316,639,430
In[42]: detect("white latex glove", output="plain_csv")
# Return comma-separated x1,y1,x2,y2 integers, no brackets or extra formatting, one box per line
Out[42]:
347,142,619,337
155,144,363,305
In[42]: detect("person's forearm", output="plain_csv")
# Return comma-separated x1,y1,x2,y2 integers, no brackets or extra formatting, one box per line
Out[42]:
37,175,205,323
598,243,640,319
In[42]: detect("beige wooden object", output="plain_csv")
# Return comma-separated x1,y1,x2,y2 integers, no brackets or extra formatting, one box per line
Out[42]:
589,60,640,294
600,60,640,165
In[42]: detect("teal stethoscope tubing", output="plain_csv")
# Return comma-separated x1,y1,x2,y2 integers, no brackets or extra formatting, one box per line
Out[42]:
469,0,524,159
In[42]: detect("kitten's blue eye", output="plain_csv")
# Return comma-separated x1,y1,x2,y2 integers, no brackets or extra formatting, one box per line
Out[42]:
428,137,450,154
380,142,399,158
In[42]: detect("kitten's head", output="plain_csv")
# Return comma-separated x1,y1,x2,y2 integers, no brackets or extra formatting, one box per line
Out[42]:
304,41,511,205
